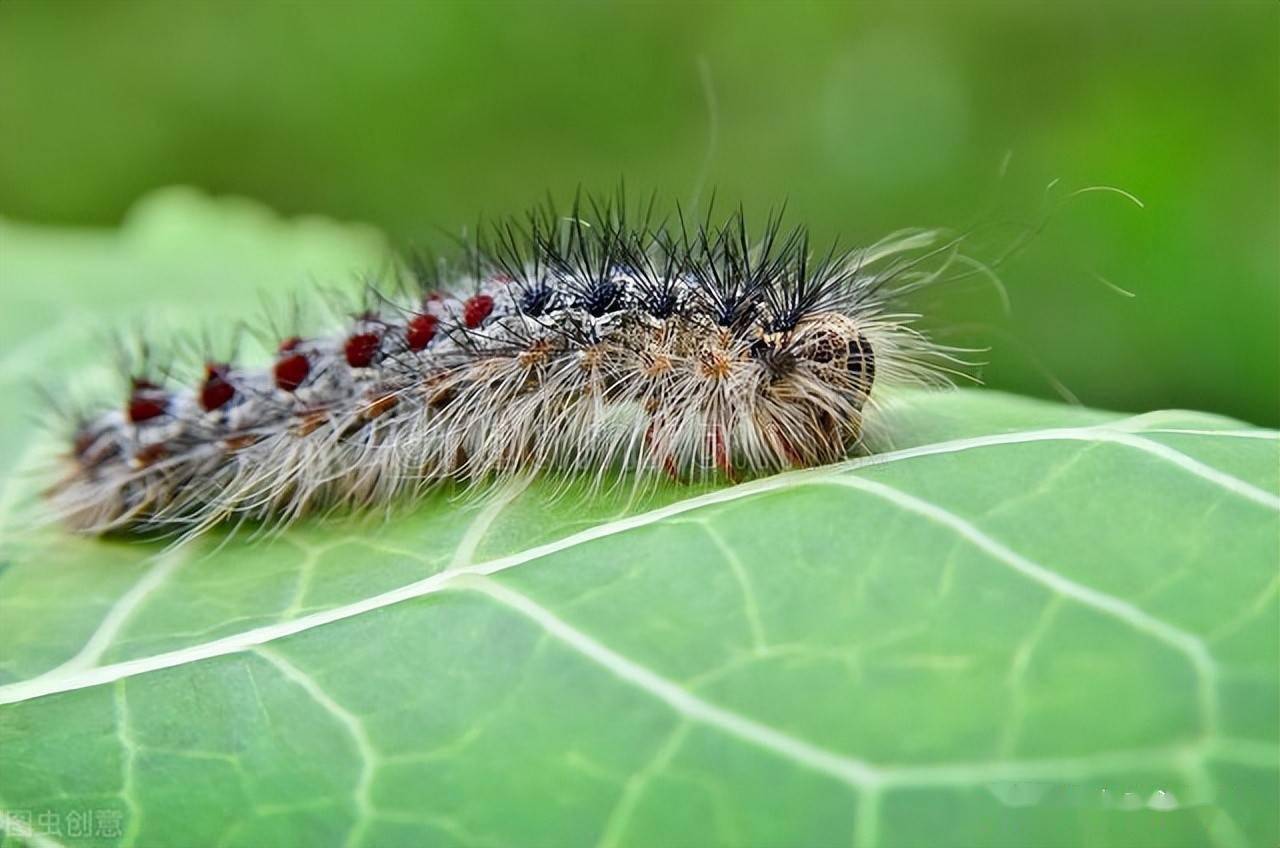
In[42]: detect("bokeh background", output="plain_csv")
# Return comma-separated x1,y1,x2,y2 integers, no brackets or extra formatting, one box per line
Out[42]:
2,0,1276,425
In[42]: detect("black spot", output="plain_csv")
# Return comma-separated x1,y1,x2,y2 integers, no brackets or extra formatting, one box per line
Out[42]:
580,280,622,317
715,300,751,328
520,285,554,317
645,292,678,319
765,312,799,333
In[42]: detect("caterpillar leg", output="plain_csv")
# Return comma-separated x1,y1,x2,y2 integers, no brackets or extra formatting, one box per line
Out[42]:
644,420,682,483
711,426,738,483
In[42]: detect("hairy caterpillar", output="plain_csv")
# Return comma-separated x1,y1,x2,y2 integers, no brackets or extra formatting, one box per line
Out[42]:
47,194,968,540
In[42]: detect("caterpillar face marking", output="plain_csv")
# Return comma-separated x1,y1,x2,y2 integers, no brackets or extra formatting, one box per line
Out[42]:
46,198,962,539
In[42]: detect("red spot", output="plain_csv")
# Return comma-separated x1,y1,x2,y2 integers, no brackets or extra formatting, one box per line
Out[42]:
344,332,381,368
200,364,235,412
278,336,302,353
424,291,444,303
463,294,494,329
274,353,310,392
773,426,804,468
128,393,167,423
711,427,737,482
644,420,683,482
405,314,438,351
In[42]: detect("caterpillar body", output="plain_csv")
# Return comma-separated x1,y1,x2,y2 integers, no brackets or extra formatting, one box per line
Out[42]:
48,198,963,539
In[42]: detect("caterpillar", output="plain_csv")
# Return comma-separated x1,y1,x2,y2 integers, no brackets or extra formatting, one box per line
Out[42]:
46,194,967,540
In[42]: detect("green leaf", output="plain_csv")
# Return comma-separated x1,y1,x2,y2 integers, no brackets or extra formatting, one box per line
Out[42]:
1,191,1276,848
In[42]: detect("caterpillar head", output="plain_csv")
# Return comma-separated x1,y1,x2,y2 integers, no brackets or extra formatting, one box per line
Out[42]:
789,314,876,397
758,314,876,400
752,313,877,463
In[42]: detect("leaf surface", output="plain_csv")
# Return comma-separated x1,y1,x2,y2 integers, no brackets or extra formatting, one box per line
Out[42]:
1,192,1276,848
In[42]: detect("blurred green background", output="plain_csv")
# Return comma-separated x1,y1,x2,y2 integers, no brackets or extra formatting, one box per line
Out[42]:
1,0,1276,425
